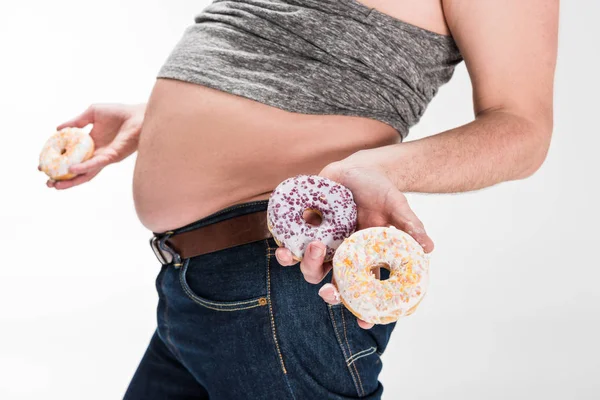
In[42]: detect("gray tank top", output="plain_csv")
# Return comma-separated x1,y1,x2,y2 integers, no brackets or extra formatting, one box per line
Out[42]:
158,0,463,139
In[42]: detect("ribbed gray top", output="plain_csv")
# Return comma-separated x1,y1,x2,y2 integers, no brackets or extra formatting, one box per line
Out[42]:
158,0,463,139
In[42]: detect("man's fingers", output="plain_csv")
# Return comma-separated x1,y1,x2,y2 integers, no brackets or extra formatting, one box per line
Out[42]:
318,281,375,329
389,198,435,253
300,241,329,284
275,247,297,266
56,106,94,131
403,220,435,253
318,271,376,329
276,242,332,284
68,153,112,175
318,282,341,305
52,172,95,190
357,319,374,329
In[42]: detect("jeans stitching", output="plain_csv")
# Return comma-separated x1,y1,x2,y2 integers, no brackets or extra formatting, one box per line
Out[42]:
346,346,377,366
341,306,365,396
266,242,287,374
265,240,297,400
179,259,267,311
328,304,362,396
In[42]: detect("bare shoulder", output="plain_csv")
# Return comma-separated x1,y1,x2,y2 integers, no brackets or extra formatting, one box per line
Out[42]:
442,0,559,122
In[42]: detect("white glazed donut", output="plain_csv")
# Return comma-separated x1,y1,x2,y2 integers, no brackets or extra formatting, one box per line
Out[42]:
267,175,357,261
39,128,95,180
332,226,430,324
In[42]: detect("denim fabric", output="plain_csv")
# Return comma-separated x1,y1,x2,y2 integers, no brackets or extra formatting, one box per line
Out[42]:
124,200,396,399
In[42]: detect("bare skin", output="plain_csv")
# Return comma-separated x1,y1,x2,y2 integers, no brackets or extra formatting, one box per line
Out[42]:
48,0,558,329
132,81,400,233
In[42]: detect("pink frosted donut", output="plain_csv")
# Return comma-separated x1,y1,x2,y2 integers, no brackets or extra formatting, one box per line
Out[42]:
267,175,357,261
332,226,430,324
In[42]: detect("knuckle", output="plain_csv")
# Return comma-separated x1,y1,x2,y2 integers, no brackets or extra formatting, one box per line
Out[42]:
319,161,344,182
104,151,119,164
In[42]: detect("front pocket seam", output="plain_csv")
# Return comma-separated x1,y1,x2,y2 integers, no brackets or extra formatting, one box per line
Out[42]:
179,259,268,311
265,240,290,376
341,306,366,397
327,304,363,397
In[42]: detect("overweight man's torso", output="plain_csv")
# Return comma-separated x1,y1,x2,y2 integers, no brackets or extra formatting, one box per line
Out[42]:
132,0,451,233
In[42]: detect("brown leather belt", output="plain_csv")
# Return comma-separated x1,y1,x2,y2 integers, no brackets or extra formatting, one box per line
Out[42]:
149,211,272,265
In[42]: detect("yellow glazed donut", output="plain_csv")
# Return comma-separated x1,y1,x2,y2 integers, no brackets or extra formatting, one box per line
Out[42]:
39,128,95,180
332,226,430,324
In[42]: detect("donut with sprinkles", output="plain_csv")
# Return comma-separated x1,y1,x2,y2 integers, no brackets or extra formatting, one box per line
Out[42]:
267,175,357,261
39,127,95,180
332,226,430,324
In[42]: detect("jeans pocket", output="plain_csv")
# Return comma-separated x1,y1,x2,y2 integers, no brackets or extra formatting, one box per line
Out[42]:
327,303,396,397
178,241,270,312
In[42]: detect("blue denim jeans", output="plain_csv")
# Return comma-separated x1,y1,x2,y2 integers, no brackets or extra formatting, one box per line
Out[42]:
124,200,396,399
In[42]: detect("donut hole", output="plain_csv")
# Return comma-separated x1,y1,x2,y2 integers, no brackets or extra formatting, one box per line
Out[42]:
370,263,391,281
302,208,323,227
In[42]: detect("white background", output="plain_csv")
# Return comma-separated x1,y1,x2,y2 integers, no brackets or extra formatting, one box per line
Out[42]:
1,1,599,399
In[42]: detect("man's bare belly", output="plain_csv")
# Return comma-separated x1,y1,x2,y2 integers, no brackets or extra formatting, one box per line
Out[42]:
133,80,399,232
132,0,449,233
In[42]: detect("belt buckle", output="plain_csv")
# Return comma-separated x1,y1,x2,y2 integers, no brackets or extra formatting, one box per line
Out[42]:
150,234,180,266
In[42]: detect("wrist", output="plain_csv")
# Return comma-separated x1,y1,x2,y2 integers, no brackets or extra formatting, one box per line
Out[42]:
130,103,147,122
127,103,147,138
352,144,415,192
133,102,147,115
320,146,397,188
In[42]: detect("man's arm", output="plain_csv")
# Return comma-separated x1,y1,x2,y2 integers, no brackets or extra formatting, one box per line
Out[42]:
276,0,560,324
345,0,559,193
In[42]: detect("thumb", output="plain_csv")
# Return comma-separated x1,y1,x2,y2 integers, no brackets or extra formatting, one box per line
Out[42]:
388,191,435,253
318,282,341,305
57,106,94,131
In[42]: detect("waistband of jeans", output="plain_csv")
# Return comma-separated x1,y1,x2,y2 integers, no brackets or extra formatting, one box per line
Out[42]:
153,200,269,238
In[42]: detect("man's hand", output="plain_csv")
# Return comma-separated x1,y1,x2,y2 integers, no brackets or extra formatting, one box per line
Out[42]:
44,103,146,189
274,158,434,329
